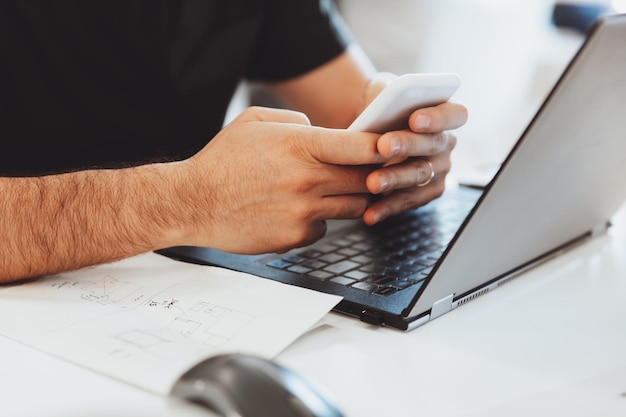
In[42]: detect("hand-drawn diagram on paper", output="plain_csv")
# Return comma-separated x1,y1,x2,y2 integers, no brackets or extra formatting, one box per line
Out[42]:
0,253,341,395
113,299,253,355
79,276,142,305
47,272,254,358
166,301,253,346
49,274,145,307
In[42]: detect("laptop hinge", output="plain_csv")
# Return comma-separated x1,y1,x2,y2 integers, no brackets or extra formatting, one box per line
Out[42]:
591,221,611,237
430,294,454,320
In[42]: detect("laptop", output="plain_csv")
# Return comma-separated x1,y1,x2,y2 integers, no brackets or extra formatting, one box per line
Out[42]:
158,14,626,331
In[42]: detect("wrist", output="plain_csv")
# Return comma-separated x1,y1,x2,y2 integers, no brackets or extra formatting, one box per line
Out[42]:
146,159,202,250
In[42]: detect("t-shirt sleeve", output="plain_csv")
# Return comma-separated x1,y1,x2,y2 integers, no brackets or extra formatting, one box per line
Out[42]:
245,0,353,82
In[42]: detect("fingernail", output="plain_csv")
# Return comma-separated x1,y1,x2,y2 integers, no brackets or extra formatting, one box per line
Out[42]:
413,114,431,131
378,178,390,193
372,210,388,224
389,136,401,157
369,211,382,224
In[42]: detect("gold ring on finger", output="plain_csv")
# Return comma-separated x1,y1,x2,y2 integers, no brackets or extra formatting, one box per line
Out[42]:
416,159,435,187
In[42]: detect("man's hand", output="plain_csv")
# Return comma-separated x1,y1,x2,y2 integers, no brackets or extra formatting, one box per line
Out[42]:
179,106,390,254
363,100,468,224
0,105,390,282
356,73,468,224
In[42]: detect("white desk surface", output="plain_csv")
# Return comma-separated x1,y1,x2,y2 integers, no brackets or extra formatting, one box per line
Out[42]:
2,203,626,417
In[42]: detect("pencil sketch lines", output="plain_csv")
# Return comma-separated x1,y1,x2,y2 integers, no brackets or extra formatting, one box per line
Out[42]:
116,329,170,349
170,317,202,337
79,275,142,305
168,301,254,348
49,274,144,307
134,300,254,349
107,300,255,360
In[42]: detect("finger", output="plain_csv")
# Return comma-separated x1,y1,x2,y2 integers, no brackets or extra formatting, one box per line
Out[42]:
236,106,312,126
409,101,468,133
366,155,449,194
238,108,391,166
276,194,370,250
298,127,390,166
318,194,371,220
377,131,457,159
315,165,376,195
363,182,446,225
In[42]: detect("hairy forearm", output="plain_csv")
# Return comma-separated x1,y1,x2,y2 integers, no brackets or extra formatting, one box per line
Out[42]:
0,162,190,283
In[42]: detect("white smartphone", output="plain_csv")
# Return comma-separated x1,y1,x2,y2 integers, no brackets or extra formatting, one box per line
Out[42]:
348,73,461,133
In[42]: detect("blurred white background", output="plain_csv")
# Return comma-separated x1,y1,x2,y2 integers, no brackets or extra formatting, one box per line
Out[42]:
227,0,622,181
338,0,594,177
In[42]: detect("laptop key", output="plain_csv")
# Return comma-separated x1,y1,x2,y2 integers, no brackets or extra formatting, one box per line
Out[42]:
315,243,338,253
344,270,370,280
345,232,366,241
318,253,346,264
374,286,398,296
414,255,436,266
403,263,428,273
359,264,383,273
352,242,373,251
308,270,334,281
332,238,353,247
298,249,324,259
282,254,307,264
407,273,428,283
330,276,356,286
373,276,396,286
389,268,415,279
302,260,328,269
266,259,291,269
391,279,415,290
287,265,313,274
352,282,377,292
418,266,434,276
352,255,374,264
338,247,360,257
323,260,360,274
426,248,445,260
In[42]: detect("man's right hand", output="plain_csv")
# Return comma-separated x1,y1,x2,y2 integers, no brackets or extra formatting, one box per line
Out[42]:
0,107,388,282
174,106,390,254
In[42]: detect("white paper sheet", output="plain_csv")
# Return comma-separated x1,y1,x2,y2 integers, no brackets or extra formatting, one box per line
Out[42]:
0,252,341,395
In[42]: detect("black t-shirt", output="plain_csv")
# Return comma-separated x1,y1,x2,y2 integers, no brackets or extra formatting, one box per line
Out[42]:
0,0,349,176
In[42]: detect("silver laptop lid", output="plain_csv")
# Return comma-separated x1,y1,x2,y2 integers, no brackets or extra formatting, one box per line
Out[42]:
409,14,626,317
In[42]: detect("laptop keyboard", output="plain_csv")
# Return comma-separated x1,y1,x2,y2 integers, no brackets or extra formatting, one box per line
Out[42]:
262,190,476,297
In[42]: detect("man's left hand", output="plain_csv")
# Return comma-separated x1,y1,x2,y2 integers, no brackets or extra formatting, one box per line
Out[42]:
363,100,468,224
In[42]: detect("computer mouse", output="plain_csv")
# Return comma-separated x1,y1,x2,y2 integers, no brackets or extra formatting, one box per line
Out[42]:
171,353,345,417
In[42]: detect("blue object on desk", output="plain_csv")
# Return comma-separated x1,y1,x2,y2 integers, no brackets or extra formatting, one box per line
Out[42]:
552,2,610,33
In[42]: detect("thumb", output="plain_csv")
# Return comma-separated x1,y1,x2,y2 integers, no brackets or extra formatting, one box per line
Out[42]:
302,127,390,166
